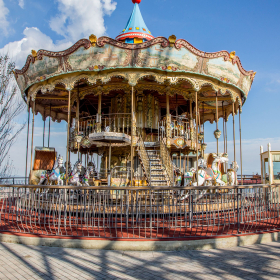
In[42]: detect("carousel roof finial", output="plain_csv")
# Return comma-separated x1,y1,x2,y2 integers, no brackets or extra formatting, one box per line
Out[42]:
116,0,154,43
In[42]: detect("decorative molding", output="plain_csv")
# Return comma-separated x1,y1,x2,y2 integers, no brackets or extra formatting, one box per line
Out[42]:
175,39,255,78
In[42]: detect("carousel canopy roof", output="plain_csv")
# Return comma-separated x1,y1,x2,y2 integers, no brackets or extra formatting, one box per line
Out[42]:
14,0,256,123
115,0,154,42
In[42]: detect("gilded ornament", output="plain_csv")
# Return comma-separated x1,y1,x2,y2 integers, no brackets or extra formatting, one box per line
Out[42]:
198,132,204,142
168,35,177,47
31,50,37,60
214,129,222,139
89,34,97,47
229,51,236,61
201,143,207,151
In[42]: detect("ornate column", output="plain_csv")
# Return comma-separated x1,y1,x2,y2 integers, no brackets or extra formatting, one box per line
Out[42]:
29,100,35,184
190,99,194,149
66,90,71,185
239,105,243,185
43,108,45,147
195,91,199,184
48,104,51,147
97,92,102,132
232,101,236,185
25,104,30,185
108,143,112,186
166,94,171,147
214,92,221,154
131,86,135,185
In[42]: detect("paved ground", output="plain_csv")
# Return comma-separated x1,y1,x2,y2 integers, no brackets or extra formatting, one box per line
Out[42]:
0,241,279,280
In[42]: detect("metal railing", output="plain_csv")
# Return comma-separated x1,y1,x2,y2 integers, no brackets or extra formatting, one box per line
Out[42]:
237,175,262,185
0,177,28,185
1,184,278,239
137,132,151,185
79,113,131,137
159,115,193,140
160,139,174,186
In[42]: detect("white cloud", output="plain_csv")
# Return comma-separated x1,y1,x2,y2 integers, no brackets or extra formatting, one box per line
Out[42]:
0,27,72,68
0,0,10,35
50,0,117,42
18,0,24,8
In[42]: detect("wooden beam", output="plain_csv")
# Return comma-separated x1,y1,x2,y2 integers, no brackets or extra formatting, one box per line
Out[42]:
35,96,68,101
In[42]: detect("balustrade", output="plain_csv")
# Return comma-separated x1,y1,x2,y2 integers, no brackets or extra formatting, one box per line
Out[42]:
77,113,132,137
158,115,195,141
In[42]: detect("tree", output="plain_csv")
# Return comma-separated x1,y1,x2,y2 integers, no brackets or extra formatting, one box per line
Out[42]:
0,55,25,177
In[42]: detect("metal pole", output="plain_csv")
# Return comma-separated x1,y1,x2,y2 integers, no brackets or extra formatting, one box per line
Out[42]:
239,106,243,185
203,102,205,158
232,102,236,184
48,104,51,147
216,92,219,154
29,101,35,184
43,109,45,147
108,143,112,186
66,90,71,185
222,102,225,154
25,106,30,185
195,91,199,186
131,86,134,186
180,151,182,173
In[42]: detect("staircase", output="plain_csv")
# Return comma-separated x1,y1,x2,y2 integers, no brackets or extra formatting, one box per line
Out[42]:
145,149,171,187
136,132,172,187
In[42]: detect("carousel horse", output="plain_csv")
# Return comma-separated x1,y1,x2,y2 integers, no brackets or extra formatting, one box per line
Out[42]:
82,162,96,186
227,161,239,186
204,153,229,186
69,161,96,186
69,161,83,186
39,155,65,186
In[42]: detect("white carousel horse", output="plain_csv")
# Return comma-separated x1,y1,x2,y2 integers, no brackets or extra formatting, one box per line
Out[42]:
69,161,83,186
199,153,229,186
69,161,96,187
227,161,239,186
39,155,65,186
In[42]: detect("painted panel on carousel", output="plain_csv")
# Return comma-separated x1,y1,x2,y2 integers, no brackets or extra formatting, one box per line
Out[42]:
242,75,252,97
206,57,240,85
67,45,128,70
135,45,198,71
27,56,60,84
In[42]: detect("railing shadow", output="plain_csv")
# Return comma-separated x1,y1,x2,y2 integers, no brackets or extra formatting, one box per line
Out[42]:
0,233,279,279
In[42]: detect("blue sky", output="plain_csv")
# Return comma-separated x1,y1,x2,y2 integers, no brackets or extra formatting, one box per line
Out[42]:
1,0,280,176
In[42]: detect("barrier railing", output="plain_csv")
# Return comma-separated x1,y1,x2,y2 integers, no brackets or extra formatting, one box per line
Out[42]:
159,115,193,140
160,139,174,186
0,184,279,239
78,113,132,137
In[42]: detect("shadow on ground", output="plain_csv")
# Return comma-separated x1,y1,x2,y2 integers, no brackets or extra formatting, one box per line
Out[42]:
0,239,279,280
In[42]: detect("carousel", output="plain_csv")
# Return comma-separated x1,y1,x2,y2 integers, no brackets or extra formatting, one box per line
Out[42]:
15,0,255,188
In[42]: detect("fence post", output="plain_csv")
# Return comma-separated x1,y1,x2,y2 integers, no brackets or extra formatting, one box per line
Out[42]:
237,189,241,234
189,192,193,229
149,161,151,185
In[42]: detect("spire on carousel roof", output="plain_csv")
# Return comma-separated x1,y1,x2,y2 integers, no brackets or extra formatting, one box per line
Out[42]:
116,0,154,44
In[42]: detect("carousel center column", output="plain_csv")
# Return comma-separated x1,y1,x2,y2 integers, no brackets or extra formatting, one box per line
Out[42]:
66,89,72,185
97,92,102,133
166,94,171,148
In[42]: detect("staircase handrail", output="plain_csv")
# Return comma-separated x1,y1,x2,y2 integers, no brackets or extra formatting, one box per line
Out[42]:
160,139,174,186
136,131,151,186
